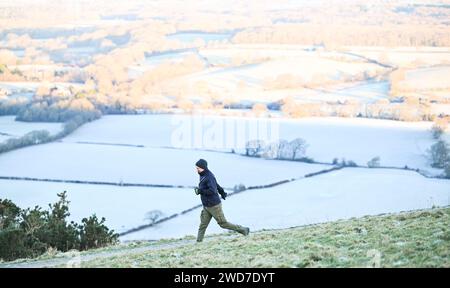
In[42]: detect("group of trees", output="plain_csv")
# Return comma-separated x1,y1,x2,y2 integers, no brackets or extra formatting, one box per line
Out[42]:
0,90,102,154
389,67,450,106
263,68,383,91
0,130,51,154
276,97,436,122
245,138,313,162
367,156,381,168
232,23,450,47
16,99,101,123
0,191,118,261
0,97,28,116
10,84,101,123
0,112,98,155
428,140,450,178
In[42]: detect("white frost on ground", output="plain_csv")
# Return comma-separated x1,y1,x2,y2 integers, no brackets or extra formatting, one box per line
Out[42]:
0,142,328,187
64,114,447,175
1,113,448,242
120,168,450,241
0,116,63,143
344,46,450,67
401,66,450,91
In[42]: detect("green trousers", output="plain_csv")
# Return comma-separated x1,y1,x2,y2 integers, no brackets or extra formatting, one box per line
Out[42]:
197,203,247,242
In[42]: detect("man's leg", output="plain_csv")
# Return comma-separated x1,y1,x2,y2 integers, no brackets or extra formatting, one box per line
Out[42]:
206,203,249,235
197,207,212,242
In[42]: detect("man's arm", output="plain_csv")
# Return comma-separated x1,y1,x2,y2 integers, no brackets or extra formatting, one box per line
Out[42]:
217,183,227,200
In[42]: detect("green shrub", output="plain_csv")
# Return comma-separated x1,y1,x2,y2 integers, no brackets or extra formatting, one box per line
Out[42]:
79,215,118,250
0,191,118,262
0,228,29,261
0,199,21,229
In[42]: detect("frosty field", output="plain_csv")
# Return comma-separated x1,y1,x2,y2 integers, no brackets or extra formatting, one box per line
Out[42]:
63,114,448,174
1,114,449,242
0,141,329,187
0,179,197,234
120,167,450,241
0,116,63,143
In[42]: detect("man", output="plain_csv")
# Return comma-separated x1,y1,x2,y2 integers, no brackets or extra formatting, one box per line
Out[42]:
194,158,250,242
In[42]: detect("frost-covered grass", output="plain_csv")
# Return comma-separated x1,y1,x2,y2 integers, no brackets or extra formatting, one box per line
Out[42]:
0,239,165,266
80,207,450,268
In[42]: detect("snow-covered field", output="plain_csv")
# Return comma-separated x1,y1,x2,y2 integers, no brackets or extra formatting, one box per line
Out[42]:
1,113,449,242
0,180,197,233
125,44,395,104
0,116,63,143
0,142,328,187
121,168,450,241
179,44,388,103
190,55,381,84
167,31,233,44
343,46,450,67
401,66,450,91
0,81,83,91
128,49,198,79
295,80,389,104
63,114,448,174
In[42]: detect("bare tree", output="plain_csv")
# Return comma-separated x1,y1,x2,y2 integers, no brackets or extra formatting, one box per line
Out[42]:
431,119,448,140
144,210,164,225
289,138,308,160
428,140,450,169
245,140,266,157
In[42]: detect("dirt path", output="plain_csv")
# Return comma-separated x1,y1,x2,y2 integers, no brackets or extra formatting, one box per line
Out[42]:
0,238,198,268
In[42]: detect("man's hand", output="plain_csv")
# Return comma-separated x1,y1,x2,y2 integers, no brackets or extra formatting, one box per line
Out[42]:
220,192,227,200
194,187,201,195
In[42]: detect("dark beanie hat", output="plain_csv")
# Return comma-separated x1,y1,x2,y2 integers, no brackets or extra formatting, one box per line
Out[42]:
195,159,208,170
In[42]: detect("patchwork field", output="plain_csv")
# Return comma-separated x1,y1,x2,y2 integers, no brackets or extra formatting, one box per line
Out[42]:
0,141,329,187
63,114,449,175
120,167,450,241
1,114,449,242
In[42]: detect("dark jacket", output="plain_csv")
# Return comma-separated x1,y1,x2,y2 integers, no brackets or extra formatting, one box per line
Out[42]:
198,169,225,207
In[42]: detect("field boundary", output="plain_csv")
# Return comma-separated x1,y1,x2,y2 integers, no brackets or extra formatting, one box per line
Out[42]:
117,166,345,236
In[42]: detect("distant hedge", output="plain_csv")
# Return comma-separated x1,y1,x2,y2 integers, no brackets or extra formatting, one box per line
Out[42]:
0,191,118,262
0,111,100,155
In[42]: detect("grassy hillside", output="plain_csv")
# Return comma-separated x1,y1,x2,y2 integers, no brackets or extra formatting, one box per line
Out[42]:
1,207,448,268
79,207,449,268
